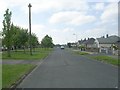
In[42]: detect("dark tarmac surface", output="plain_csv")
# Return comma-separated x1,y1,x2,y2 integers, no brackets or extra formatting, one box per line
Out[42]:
17,48,118,88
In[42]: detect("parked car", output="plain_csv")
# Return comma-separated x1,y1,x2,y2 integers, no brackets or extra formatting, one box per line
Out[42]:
61,46,64,49
2,47,7,51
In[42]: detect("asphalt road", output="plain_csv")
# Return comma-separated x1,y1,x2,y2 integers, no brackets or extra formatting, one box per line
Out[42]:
18,48,118,88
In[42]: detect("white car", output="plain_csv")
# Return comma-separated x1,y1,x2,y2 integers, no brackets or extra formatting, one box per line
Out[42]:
60,46,64,49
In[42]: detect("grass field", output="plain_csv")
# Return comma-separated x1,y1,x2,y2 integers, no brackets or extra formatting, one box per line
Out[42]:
90,55,118,66
2,48,53,60
2,64,35,88
2,48,53,88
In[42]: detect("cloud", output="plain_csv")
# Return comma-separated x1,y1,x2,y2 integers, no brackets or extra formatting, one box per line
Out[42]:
70,15,96,26
101,3,118,23
49,28,75,44
0,0,8,14
49,11,96,26
19,23,75,44
95,3,105,10
62,28,74,33
106,0,119,2
2,0,89,14
86,0,119,2
85,28,107,38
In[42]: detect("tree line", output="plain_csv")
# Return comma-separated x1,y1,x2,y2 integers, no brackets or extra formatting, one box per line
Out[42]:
2,9,54,57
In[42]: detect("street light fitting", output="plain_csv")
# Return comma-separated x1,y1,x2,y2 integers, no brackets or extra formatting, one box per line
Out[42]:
28,3,32,7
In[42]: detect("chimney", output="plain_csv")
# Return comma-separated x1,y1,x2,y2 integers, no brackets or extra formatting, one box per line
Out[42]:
106,34,109,38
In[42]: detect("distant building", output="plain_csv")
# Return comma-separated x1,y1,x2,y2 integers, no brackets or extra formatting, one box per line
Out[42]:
95,35,120,55
77,35,119,55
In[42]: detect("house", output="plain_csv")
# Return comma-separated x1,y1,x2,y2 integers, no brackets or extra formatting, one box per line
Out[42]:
95,35,120,55
78,39,87,51
83,38,95,48
78,38,97,51
71,42,77,48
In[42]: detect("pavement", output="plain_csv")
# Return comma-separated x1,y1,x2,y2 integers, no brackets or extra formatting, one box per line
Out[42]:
17,48,118,88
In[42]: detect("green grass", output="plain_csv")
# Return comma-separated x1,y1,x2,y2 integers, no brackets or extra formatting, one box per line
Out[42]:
74,51,89,55
2,48,53,60
0,53,2,89
73,50,119,66
2,64,35,88
91,55,118,66
0,64,2,90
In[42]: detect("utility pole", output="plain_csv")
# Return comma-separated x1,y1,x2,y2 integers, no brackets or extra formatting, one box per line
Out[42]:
28,3,32,55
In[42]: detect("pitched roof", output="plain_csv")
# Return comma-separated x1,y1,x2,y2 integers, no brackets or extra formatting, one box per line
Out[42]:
78,38,95,44
97,35,120,44
78,40,86,44
83,38,95,44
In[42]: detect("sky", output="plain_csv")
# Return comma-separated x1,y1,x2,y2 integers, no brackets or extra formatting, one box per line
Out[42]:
0,0,119,44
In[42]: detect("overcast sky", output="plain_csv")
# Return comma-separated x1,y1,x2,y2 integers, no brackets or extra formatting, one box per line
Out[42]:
0,0,119,44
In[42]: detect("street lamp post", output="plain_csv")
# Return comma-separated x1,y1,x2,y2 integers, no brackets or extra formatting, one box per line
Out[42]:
28,3,32,55
73,33,78,49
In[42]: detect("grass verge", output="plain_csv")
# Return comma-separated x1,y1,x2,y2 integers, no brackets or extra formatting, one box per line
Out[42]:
90,55,118,66
2,64,35,88
2,48,53,60
74,51,89,55
73,50,119,66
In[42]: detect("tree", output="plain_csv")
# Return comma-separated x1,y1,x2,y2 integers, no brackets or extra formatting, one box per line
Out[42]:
10,24,21,51
2,23,39,53
2,9,39,55
67,43,71,48
31,33,39,51
41,35,54,48
19,28,29,53
10,25,30,53
2,9,12,57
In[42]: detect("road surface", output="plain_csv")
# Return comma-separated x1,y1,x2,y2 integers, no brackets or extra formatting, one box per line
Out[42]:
18,48,118,88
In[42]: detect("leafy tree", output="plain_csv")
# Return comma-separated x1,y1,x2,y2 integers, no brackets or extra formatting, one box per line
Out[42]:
2,23,39,52
10,24,21,51
10,25,31,53
19,28,29,53
67,43,71,48
31,33,39,51
2,9,12,57
41,35,54,48
2,9,39,55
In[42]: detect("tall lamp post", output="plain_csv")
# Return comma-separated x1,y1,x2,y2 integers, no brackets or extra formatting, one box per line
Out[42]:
28,3,32,55
73,33,78,49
